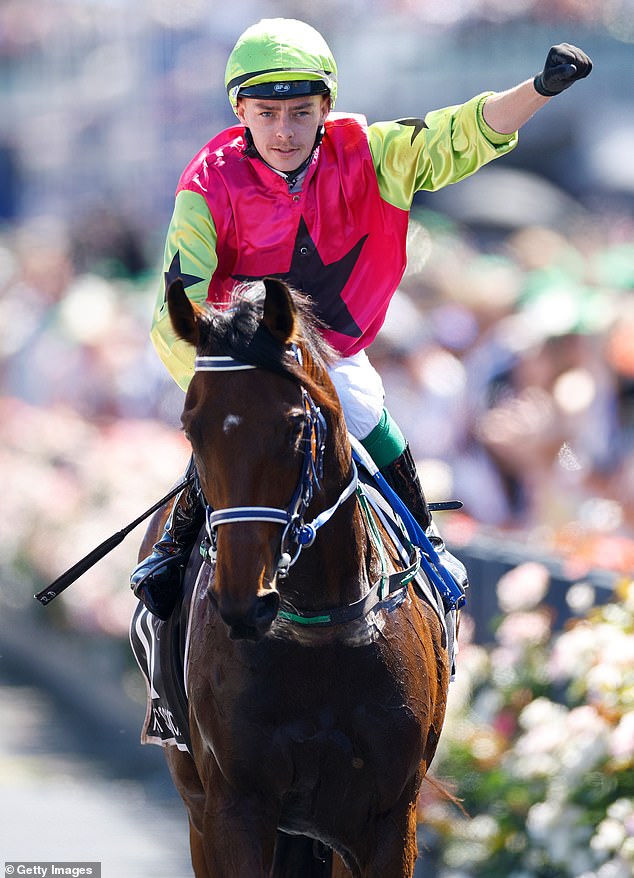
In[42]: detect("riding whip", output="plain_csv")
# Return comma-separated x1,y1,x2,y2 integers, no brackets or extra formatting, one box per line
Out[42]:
34,476,194,607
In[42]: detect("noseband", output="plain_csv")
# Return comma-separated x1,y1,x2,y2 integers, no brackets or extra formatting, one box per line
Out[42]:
194,351,358,577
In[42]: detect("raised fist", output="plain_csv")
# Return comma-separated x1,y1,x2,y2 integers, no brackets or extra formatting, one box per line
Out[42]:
534,43,593,96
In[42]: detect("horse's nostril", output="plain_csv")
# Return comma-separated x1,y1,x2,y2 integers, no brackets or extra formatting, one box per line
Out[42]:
219,590,280,640
255,590,280,629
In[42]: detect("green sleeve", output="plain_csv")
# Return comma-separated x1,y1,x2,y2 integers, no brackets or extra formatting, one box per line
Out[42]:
150,189,218,391
368,92,518,210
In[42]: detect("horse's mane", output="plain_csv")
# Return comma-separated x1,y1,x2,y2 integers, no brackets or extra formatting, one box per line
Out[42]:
196,283,341,415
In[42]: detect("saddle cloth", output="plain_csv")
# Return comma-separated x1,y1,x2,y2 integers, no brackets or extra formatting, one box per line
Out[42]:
129,559,201,753
129,470,458,753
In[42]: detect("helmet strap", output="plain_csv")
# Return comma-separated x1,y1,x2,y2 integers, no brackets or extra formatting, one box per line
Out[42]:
243,127,259,159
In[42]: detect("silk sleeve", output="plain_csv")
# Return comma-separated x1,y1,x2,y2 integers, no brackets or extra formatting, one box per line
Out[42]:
368,92,518,210
150,189,218,391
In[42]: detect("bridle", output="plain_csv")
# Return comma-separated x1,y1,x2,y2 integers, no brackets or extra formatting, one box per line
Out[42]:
194,350,358,579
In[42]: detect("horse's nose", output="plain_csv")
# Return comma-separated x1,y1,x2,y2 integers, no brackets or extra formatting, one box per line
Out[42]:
222,590,280,641
254,589,280,630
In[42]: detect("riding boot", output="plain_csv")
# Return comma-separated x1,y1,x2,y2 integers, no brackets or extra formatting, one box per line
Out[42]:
380,443,431,530
130,460,204,620
380,444,468,596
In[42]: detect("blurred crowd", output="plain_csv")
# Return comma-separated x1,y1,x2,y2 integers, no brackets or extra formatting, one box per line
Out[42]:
377,203,634,574
0,0,629,48
1,0,633,630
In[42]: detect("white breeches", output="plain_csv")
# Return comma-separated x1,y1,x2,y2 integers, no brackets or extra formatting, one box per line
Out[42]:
326,350,385,441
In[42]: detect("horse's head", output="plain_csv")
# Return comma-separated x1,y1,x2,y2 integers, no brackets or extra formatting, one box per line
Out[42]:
167,276,351,641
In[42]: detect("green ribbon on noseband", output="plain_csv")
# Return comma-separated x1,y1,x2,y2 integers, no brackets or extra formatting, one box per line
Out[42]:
277,609,333,625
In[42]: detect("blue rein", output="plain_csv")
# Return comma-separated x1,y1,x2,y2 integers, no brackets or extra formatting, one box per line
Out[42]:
350,439,465,610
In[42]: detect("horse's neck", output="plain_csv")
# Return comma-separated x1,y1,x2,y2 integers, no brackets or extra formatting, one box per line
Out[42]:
290,497,369,612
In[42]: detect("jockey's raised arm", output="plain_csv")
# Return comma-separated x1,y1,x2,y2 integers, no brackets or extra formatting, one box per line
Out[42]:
483,43,592,133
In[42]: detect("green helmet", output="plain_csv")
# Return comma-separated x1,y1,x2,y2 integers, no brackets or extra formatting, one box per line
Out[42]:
225,18,338,115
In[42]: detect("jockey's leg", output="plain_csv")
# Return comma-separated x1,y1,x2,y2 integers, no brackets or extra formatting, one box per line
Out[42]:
130,457,204,620
363,408,468,597
375,433,431,529
327,353,467,598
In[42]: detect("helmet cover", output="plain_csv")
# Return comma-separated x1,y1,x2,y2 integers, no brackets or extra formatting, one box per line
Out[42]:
225,18,338,114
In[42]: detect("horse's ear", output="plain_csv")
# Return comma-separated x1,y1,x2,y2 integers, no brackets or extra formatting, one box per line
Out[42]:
167,278,201,347
261,278,297,344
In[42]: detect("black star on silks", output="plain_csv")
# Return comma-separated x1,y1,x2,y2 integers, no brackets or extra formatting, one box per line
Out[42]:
396,118,429,146
162,250,205,303
233,216,367,339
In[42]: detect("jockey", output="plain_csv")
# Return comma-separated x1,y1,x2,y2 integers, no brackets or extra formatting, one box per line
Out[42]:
131,19,592,619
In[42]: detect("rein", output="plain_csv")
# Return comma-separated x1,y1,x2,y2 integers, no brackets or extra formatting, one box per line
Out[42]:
195,353,358,579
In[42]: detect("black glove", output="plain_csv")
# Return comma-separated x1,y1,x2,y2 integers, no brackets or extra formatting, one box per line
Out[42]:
534,43,593,96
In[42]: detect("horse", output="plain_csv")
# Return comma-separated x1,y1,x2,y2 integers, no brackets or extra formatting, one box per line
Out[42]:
139,276,451,877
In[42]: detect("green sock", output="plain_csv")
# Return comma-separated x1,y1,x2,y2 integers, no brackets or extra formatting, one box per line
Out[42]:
360,408,406,470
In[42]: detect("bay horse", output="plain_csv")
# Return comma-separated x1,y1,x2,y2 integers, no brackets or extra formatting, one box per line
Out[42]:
143,276,451,877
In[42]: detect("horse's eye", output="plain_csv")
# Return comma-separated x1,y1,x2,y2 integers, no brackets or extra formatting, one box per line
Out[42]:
181,423,192,443
181,419,197,446
288,414,305,448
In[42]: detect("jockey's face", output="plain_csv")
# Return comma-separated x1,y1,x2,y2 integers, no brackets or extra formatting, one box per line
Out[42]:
237,94,330,172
